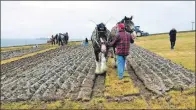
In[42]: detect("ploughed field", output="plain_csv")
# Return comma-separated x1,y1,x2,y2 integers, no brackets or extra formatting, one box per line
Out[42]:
128,44,195,95
1,44,56,61
1,37,195,109
1,46,45,60
1,45,105,102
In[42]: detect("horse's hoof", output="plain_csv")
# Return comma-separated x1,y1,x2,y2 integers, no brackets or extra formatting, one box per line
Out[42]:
100,69,106,74
95,72,103,75
95,71,104,75
95,69,100,74
100,67,107,74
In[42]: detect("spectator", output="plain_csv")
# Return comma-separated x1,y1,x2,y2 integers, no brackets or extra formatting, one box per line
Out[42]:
169,28,177,50
85,38,88,46
107,23,135,80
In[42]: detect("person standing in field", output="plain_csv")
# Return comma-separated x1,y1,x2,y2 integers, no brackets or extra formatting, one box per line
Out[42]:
107,23,135,80
85,38,88,46
169,28,177,50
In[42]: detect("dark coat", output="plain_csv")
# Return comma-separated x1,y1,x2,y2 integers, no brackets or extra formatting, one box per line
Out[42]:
169,29,177,41
85,38,88,43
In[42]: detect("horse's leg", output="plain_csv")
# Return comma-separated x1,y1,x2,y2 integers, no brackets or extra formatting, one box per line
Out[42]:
60,39,62,46
52,39,54,45
94,50,101,74
125,59,127,71
105,47,109,62
62,39,64,46
100,51,107,73
58,39,61,46
113,46,117,68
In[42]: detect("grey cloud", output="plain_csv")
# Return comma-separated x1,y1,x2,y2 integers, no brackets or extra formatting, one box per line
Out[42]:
1,1,195,39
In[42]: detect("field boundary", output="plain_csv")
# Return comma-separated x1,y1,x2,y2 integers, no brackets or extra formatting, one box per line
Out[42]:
149,30,195,36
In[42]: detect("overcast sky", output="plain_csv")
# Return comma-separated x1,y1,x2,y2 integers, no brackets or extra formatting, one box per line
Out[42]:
1,1,195,39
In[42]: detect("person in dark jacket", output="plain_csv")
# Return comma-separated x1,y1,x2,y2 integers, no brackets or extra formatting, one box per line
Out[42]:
85,38,88,46
169,28,177,49
107,23,135,80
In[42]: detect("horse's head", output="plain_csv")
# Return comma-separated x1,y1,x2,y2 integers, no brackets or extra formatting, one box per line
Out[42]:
121,16,136,38
96,23,108,53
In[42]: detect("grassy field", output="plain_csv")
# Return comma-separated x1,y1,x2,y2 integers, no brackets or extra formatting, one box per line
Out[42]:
1,33,195,109
135,31,195,72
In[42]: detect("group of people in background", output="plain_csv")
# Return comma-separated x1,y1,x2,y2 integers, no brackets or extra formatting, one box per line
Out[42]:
50,32,69,46
49,32,90,47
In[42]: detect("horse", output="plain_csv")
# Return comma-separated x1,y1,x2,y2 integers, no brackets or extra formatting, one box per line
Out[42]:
54,34,58,44
63,32,69,45
91,23,110,74
57,33,64,46
51,35,56,45
109,16,136,67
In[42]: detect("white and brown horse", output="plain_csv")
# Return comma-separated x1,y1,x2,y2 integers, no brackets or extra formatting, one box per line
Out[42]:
91,23,110,74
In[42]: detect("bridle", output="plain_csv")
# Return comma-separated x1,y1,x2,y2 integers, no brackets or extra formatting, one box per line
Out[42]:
124,19,134,33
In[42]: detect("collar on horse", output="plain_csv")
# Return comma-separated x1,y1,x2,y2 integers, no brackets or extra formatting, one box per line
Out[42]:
94,27,108,48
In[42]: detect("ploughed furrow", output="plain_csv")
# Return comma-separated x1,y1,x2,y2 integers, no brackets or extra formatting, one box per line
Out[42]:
1,46,72,74
92,74,106,98
127,44,195,95
134,46,195,86
1,44,106,102
1,46,76,85
1,46,47,60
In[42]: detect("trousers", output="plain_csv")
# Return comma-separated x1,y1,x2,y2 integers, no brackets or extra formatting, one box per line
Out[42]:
117,55,126,79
